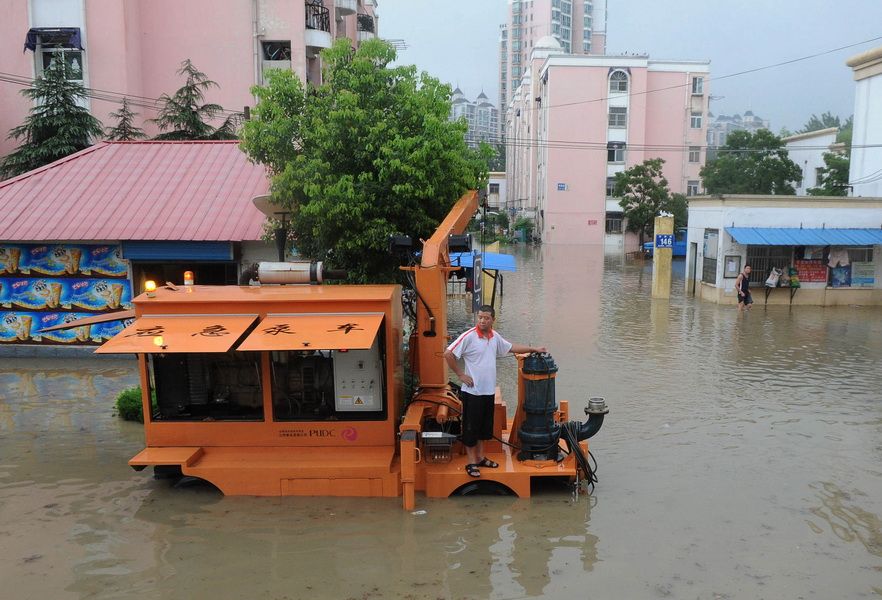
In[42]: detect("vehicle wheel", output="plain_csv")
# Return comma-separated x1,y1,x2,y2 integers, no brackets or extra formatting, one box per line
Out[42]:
452,481,515,496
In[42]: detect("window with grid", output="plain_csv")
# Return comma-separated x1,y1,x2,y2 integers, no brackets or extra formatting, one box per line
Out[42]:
747,246,792,284
692,77,704,95
687,180,700,196
847,246,874,262
688,146,701,163
608,106,627,128
606,176,616,198
609,70,628,93
690,112,703,129
607,143,625,163
702,229,719,283
606,212,623,234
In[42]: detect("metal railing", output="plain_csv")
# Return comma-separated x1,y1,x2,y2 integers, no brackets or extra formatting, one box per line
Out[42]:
305,0,330,32
357,14,375,33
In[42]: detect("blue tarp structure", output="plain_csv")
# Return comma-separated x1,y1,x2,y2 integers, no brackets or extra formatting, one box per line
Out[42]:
449,252,517,272
726,228,882,246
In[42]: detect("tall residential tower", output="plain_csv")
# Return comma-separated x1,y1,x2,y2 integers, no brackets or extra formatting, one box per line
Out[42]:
499,0,607,128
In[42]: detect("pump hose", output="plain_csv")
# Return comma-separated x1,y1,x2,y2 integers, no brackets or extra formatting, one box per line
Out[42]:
560,420,598,491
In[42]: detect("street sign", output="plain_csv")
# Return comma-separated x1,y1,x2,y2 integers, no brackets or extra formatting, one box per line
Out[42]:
655,234,674,249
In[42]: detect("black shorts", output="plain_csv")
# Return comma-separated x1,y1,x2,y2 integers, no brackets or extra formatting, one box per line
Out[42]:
739,292,753,305
459,391,494,447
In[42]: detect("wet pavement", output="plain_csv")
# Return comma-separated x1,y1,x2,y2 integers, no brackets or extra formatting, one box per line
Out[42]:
2,245,881,599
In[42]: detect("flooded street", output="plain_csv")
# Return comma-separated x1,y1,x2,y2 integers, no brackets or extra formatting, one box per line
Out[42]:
2,245,882,599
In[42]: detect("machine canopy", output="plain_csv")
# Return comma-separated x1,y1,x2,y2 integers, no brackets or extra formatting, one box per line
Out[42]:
237,313,384,351
95,315,258,354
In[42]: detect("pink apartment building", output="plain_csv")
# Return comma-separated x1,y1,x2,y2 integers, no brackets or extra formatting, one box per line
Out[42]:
0,0,378,157
505,37,709,247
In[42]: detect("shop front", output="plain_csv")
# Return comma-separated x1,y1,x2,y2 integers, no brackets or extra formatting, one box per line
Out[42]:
686,196,882,306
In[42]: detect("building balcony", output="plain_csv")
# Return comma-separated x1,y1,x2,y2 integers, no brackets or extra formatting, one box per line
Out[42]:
335,0,356,16
356,13,375,41
305,1,332,50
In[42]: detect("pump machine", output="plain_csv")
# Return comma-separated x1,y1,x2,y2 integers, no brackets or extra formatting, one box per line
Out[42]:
54,191,608,508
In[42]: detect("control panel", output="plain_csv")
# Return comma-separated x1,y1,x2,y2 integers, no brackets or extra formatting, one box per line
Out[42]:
333,339,383,411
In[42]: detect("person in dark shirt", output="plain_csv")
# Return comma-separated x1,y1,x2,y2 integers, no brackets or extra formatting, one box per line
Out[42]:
735,265,753,311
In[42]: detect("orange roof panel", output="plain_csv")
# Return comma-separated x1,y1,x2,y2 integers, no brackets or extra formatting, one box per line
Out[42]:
95,314,258,354
237,313,384,351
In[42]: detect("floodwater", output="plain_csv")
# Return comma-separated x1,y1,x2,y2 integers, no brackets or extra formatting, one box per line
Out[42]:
2,245,882,599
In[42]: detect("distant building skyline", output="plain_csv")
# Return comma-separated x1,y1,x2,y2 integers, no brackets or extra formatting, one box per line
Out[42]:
707,111,771,149
450,87,499,148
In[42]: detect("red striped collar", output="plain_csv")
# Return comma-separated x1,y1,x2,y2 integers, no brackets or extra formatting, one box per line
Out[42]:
476,327,494,339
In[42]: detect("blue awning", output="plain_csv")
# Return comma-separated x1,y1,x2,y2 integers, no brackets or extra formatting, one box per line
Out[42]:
121,241,234,261
449,252,517,272
726,228,882,246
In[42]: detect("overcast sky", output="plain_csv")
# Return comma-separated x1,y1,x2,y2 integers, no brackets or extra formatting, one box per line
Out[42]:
378,0,882,132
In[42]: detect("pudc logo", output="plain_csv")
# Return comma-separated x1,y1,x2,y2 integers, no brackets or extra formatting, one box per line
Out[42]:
341,427,358,442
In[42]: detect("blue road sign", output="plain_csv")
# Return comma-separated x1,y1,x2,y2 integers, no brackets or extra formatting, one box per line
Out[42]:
655,234,674,249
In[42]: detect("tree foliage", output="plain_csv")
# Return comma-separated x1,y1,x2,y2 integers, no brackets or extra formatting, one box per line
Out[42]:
488,141,506,172
700,129,801,195
807,152,850,196
614,158,685,244
152,60,238,140
240,39,490,283
105,98,147,141
799,111,843,133
0,59,104,179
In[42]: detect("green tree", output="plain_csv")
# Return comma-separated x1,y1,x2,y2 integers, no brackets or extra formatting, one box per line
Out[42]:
807,152,850,196
700,129,802,195
105,98,147,141
488,141,506,172
152,59,239,140
799,111,842,133
0,59,104,179
836,115,853,150
614,158,685,245
240,39,490,283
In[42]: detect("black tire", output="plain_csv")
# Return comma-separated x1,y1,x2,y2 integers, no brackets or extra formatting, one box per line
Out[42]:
451,480,515,496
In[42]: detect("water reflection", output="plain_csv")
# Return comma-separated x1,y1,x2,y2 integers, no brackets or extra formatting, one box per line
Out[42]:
2,247,882,598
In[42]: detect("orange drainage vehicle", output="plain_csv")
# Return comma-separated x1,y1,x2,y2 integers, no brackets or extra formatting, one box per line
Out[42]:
68,191,608,509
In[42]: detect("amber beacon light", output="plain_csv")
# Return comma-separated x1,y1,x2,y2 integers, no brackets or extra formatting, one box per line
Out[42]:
184,271,194,286
144,280,157,297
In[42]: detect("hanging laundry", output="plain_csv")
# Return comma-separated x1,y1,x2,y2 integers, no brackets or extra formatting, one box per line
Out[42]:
827,248,850,268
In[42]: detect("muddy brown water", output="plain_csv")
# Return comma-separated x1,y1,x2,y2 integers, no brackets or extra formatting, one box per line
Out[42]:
2,245,881,599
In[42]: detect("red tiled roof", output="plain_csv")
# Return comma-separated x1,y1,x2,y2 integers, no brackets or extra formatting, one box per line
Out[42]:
0,141,270,242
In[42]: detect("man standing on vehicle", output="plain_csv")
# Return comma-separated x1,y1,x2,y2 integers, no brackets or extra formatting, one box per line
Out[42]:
735,264,753,311
444,305,546,478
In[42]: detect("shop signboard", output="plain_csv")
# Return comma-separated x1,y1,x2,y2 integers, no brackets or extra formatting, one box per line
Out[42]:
850,262,875,287
0,243,131,345
0,311,130,344
794,259,827,283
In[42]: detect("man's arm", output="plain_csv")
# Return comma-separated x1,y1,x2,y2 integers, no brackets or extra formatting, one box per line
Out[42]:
509,343,547,355
444,349,473,387
735,273,744,296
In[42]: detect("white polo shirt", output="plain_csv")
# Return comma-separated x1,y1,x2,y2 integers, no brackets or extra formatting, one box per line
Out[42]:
447,327,512,395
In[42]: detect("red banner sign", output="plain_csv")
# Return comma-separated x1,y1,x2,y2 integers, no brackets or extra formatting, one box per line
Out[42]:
794,259,827,283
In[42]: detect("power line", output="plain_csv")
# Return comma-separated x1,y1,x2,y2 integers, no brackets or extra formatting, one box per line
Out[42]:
510,35,882,114
0,71,243,117
465,133,880,154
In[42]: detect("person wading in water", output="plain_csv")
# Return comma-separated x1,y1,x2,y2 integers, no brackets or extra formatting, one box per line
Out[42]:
735,265,753,312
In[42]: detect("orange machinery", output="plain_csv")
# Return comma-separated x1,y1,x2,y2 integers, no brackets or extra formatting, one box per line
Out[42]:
75,190,607,508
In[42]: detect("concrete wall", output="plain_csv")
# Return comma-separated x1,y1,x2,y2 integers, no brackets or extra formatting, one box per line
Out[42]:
847,45,882,198
784,128,838,195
